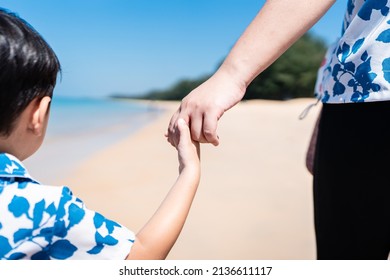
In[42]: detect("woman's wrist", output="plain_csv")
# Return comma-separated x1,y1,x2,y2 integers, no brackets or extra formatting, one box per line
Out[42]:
215,63,248,100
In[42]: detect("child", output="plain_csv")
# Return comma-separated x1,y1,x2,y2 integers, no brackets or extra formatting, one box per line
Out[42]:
0,8,200,260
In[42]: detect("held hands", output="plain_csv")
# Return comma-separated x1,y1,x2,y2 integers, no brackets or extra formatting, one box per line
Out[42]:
166,71,246,147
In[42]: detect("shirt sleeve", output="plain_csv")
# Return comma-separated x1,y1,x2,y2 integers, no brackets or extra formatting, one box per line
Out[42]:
50,186,135,260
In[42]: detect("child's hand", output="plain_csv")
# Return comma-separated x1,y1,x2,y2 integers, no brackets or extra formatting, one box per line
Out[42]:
176,118,200,174
129,118,200,260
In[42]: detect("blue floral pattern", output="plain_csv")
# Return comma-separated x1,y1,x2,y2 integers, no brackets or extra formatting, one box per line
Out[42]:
0,153,134,259
315,0,390,103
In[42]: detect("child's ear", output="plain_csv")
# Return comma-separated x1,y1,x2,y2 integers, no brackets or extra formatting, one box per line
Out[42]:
29,96,51,136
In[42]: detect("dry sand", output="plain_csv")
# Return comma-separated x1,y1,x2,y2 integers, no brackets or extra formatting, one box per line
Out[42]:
60,98,322,260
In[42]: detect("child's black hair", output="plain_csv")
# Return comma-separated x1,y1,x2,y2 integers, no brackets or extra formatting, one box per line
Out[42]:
0,8,61,136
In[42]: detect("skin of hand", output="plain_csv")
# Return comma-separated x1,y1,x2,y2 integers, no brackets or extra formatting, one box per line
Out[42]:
176,119,201,173
166,0,336,147
167,70,246,147
127,118,200,260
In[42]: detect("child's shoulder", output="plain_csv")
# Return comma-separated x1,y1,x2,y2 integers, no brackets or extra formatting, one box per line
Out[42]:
0,179,71,218
0,153,75,216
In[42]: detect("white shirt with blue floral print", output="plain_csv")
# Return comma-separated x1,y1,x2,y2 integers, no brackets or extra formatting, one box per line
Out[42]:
0,153,135,260
315,0,390,103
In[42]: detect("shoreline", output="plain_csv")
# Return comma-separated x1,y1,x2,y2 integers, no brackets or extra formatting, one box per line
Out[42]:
59,98,322,260
23,99,164,185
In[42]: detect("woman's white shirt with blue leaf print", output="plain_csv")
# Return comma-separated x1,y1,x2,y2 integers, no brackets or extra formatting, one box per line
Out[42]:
316,0,390,103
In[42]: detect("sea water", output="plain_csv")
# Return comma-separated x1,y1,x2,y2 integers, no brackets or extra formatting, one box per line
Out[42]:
24,96,163,184
47,96,161,138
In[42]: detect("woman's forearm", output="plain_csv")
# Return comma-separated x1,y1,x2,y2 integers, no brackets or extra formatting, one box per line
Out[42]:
218,0,336,89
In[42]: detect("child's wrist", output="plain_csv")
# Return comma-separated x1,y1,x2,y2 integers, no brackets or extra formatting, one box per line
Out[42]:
179,163,200,177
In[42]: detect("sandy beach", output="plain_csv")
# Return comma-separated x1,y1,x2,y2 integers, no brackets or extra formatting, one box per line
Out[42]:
53,98,322,260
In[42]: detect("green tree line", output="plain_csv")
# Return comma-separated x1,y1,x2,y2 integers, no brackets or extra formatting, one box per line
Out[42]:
113,33,327,101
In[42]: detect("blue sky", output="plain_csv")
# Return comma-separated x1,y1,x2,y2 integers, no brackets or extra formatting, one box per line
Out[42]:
1,0,346,98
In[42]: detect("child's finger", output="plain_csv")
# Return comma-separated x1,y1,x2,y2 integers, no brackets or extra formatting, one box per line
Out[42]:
178,118,200,159
177,118,190,142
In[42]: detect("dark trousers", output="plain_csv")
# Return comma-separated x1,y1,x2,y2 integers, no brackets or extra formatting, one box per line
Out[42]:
313,101,390,260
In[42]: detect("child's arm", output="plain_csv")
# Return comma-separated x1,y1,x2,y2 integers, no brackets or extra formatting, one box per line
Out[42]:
126,119,200,260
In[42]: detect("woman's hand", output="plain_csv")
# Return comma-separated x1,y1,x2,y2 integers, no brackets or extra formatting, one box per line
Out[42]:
166,70,246,147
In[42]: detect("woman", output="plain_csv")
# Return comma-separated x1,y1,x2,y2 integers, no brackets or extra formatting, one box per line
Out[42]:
167,0,390,260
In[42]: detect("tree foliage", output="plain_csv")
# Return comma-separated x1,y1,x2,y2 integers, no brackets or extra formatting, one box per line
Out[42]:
244,33,327,100
133,33,327,101
141,75,209,100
